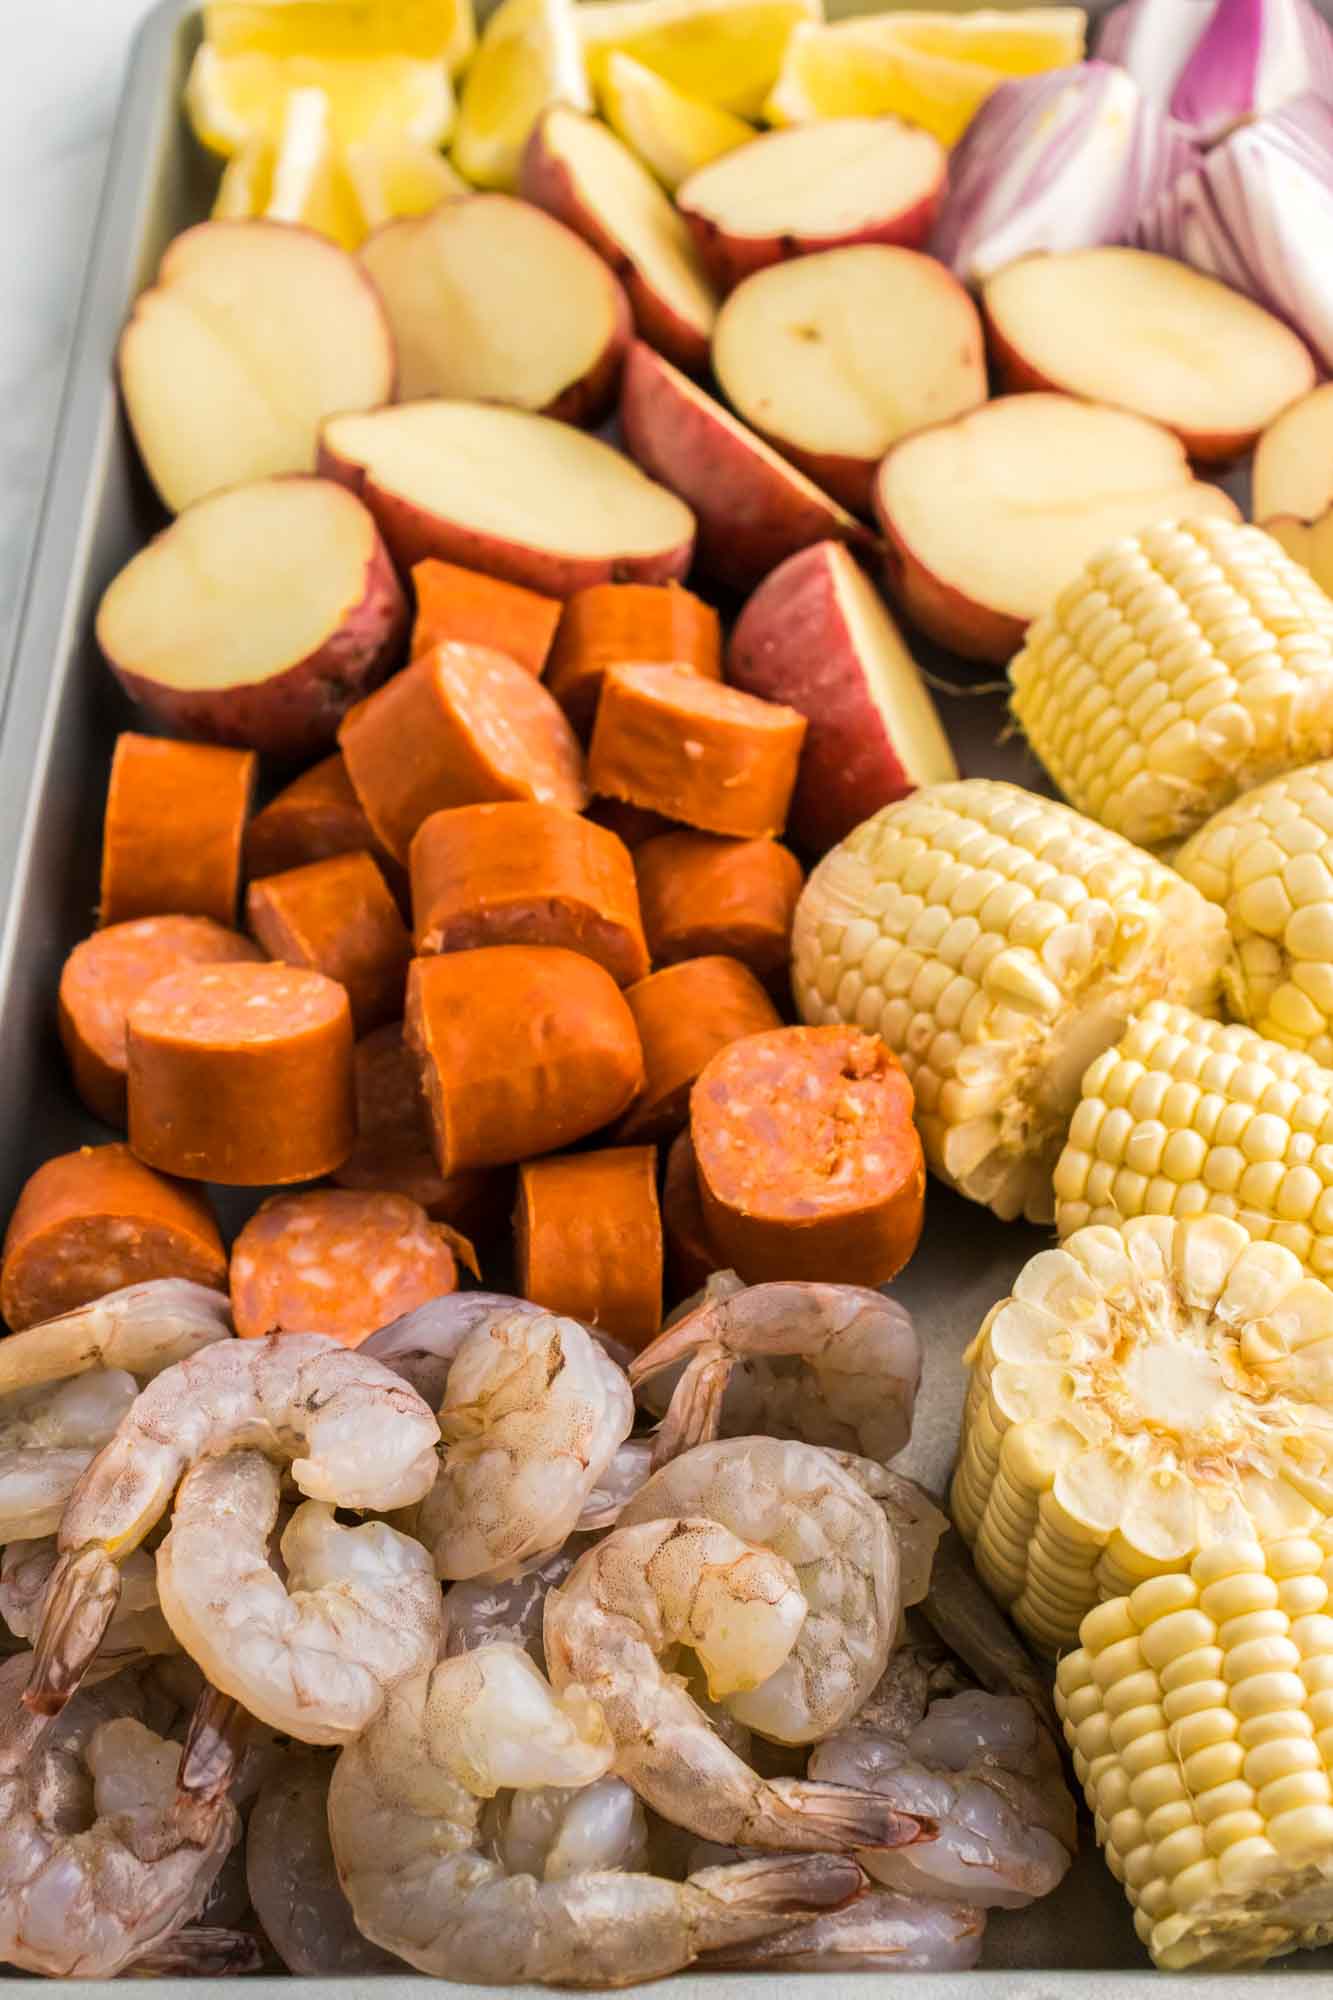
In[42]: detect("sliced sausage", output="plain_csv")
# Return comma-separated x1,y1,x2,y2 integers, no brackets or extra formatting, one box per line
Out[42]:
661,1129,722,1304
616,956,782,1143
1,1144,227,1331
691,1025,925,1287
410,803,649,986
545,582,722,737
230,1189,459,1346
406,946,643,1174
585,797,680,849
58,915,263,1128
339,642,588,863
515,1146,662,1347
587,664,806,839
411,559,562,677
334,1022,502,1236
634,832,803,984
100,733,256,928
246,851,412,1036
127,962,355,1185
244,752,409,905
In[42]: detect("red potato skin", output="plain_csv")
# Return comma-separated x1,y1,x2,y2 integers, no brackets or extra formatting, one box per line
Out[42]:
519,114,716,378
105,483,410,761
872,443,1032,665
618,342,877,592
317,435,695,600
681,181,944,295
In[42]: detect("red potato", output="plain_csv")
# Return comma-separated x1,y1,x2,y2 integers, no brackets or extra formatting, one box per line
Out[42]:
728,540,956,854
96,479,407,760
711,245,987,515
119,219,395,515
359,196,632,427
982,248,1317,465
618,342,873,592
1253,384,1333,527
520,105,719,374
320,400,696,598
874,395,1242,665
1267,514,1333,597
677,117,946,291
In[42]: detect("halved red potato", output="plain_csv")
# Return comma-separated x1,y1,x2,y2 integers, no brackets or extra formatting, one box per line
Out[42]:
711,245,986,514
618,341,872,590
520,104,719,374
119,220,395,515
1268,514,1333,598
360,195,632,426
677,116,945,291
874,394,1241,664
1253,384,1333,528
982,248,1317,464
320,399,696,597
96,477,407,759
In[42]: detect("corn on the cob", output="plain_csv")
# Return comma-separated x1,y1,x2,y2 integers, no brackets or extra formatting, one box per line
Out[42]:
1176,760,1333,1068
1054,1000,1333,1279
952,1213,1333,1655
790,778,1226,1224
1058,1534,1333,1970
1009,518,1333,851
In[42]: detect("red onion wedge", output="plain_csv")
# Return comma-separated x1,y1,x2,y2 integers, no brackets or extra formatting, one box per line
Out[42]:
1099,0,1333,146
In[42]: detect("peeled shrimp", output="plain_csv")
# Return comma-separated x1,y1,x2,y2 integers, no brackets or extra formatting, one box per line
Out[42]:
921,1528,1057,1734
416,1309,634,1581
487,1776,649,1882
810,1649,1076,1910
632,1280,921,1466
156,1450,442,1743
618,1436,899,1743
0,1278,233,1397
247,1748,400,1973
0,1372,137,1542
444,1541,588,1664
363,1293,543,1410
1,1538,175,1664
329,1643,865,1986
0,1652,241,1976
832,1457,949,1609
576,1438,654,1531
701,1889,986,1972
543,1518,930,1853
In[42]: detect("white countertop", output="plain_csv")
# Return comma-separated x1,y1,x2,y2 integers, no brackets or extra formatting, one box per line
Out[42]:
1,0,161,669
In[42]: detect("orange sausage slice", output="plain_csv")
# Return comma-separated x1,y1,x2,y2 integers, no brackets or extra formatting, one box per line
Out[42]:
662,1128,722,1305
515,1146,663,1348
247,851,412,1036
334,1022,502,1236
545,583,722,736
634,832,803,984
616,956,781,1143
100,733,256,928
411,560,562,677
585,797,680,850
244,752,408,903
230,1189,458,1345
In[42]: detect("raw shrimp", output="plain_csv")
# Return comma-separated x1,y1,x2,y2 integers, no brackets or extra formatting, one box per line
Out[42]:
329,1643,866,1986
156,1450,443,1743
0,1372,137,1542
832,1457,949,1609
921,1528,1057,1734
1,1538,175,1664
126,1927,265,1976
25,1332,441,1714
631,1280,922,1466
487,1776,650,1882
247,1748,400,1972
810,1648,1076,1910
416,1309,634,1580
363,1293,543,1410
618,1436,900,1742
0,1652,241,1976
576,1438,654,1530
0,1278,233,1396
543,1517,931,1853
444,1542,589,1664
701,1889,986,1972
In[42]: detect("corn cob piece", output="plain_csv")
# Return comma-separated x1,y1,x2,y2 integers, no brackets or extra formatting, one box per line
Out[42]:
952,1213,1333,1655
790,778,1225,1224
1058,1535,1333,1969
1009,518,1333,851
1176,760,1333,1068
1054,1000,1333,1279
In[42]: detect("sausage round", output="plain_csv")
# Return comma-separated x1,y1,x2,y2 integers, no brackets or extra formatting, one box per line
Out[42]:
58,915,263,1128
0,1143,227,1331
634,832,803,984
587,663,806,839
585,797,680,850
405,945,644,1174
230,1189,459,1345
246,850,412,1036
515,1146,663,1347
100,732,256,928
410,803,649,986
661,1128,722,1304
126,962,355,1185
333,1022,502,1236
691,1025,925,1286
545,582,722,737
616,956,782,1143
410,559,561,678
339,641,588,863
244,752,409,906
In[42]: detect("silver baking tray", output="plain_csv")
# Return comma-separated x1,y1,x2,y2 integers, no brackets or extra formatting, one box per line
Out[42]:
3,0,1331,1989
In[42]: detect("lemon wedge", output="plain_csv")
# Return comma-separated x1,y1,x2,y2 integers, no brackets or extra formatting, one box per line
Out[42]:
343,135,467,225
579,0,821,119
765,7,1086,142
452,0,591,190
203,0,475,74
599,50,752,188
188,43,455,154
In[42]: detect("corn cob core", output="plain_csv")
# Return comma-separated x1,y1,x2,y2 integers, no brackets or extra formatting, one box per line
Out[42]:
1057,1535,1333,1969
1176,761,1333,1068
1009,518,1333,851
1055,1001,1333,1283
790,778,1225,1223
952,1213,1333,1655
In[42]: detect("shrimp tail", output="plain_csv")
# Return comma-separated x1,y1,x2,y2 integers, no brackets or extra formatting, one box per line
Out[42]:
23,1545,121,1716
649,1348,733,1470
126,1927,266,1978
178,1686,250,1801
752,1781,937,1855
690,1853,867,1929
700,1891,987,1972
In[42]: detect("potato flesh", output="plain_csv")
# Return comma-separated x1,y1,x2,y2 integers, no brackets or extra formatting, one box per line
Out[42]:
1253,383,1333,524
682,116,940,235
834,550,955,785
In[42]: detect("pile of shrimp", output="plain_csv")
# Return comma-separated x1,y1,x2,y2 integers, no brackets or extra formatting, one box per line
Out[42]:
0,1272,1078,1983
